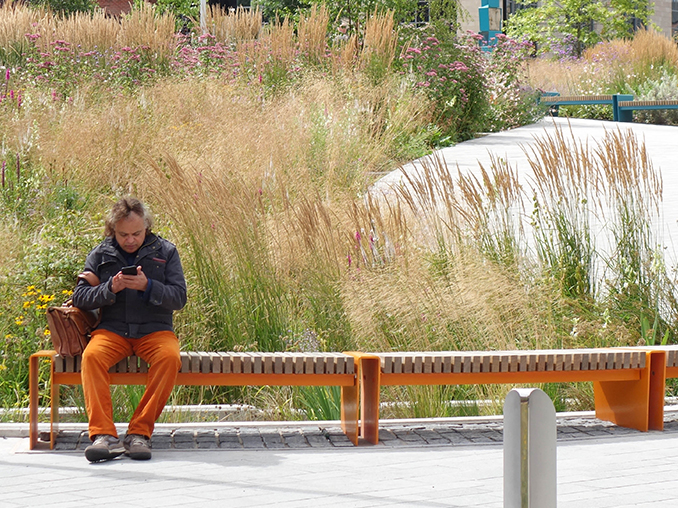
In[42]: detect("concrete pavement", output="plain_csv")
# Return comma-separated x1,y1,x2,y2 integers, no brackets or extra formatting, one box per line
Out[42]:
4,410,678,507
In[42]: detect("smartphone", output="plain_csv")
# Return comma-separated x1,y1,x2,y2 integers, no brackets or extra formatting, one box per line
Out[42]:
121,265,137,276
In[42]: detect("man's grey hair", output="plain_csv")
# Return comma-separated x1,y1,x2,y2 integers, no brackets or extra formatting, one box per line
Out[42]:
104,197,153,238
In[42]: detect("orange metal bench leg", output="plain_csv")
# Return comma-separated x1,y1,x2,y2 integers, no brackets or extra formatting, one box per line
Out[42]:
29,351,56,450
29,354,41,450
594,350,665,432
648,350,666,430
340,384,359,446
343,352,381,445
359,356,380,444
51,372,60,450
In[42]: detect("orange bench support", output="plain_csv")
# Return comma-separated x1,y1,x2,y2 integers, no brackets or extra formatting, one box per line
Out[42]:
356,348,668,444
29,350,363,450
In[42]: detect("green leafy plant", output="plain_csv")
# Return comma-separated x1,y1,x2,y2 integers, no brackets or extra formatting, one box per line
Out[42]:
505,0,654,58
32,0,98,17
635,69,678,125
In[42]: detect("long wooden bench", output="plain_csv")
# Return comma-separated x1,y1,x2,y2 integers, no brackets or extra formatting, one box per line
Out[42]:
615,99,678,122
353,348,667,444
29,350,365,450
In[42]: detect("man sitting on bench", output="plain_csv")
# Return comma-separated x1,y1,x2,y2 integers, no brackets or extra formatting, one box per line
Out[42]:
73,196,187,462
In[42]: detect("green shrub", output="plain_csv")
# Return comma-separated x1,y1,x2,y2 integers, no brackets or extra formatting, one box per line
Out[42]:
635,69,678,125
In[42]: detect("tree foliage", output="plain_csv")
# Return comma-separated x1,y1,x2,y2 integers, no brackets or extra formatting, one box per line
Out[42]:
30,0,98,16
505,0,654,58
252,0,458,31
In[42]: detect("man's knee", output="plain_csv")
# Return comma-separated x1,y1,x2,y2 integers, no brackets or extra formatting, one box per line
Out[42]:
152,345,181,371
81,346,104,370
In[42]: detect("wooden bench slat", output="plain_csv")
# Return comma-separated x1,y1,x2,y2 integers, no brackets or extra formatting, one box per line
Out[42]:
541,94,613,103
392,355,402,374
619,100,678,107
423,356,432,374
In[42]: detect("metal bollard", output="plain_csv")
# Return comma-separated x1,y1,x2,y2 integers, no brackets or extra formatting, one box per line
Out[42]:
503,388,557,508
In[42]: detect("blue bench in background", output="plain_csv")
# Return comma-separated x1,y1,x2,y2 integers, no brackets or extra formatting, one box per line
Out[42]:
541,93,678,123
615,99,678,122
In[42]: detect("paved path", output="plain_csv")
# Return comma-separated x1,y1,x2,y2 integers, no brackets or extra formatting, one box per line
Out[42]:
4,411,678,507
375,117,678,268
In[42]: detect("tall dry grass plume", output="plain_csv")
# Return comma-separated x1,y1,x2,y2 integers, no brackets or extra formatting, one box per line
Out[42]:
297,4,329,63
615,29,678,71
525,58,589,94
529,29,678,94
118,2,175,57
0,1,174,54
237,17,296,76
337,34,360,70
360,9,398,72
206,5,262,43
0,2,52,52
455,154,525,268
54,10,121,52
346,120,673,358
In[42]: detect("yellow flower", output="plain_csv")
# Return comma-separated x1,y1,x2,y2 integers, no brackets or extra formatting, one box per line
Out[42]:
27,285,35,291
37,304,47,310
62,289,74,296
15,316,24,325
4,334,12,339
0,364,6,372
44,329,51,337
23,301,34,309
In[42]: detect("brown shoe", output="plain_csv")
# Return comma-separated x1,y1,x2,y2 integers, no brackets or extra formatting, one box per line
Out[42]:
123,433,152,460
85,434,125,462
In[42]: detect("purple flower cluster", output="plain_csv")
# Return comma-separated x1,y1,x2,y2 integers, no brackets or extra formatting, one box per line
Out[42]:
172,34,240,80
401,30,538,139
402,33,487,140
1,68,22,111
16,32,169,98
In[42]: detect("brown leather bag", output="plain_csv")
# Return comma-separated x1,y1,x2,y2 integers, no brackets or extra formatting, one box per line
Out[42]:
46,300,100,357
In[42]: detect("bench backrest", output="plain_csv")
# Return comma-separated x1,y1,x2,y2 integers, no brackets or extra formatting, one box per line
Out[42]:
53,352,355,375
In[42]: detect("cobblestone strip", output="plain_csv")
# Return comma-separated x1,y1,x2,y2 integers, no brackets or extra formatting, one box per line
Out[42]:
52,411,678,451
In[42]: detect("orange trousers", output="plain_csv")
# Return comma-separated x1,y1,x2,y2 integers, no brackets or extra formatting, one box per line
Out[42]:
81,329,181,439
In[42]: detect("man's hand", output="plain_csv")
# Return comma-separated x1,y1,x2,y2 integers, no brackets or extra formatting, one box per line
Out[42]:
110,266,149,293
78,271,100,287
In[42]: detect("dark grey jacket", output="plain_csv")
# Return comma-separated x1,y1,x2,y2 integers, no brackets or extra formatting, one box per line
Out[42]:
73,234,187,339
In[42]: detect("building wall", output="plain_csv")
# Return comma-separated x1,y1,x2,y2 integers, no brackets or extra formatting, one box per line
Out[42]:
459,0,481,34
98,0,133,16
457,0,675,39
651,0,672,36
